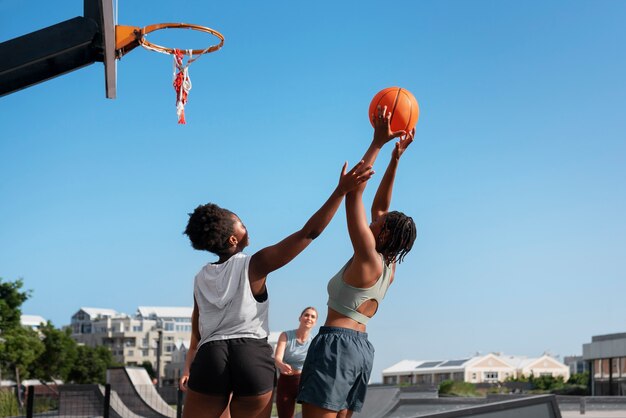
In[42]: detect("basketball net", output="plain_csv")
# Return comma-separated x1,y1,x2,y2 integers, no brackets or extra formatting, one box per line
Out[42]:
173,49,192,124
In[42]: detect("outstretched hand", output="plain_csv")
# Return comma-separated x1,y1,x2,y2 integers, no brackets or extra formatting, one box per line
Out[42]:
337,160,374,194
392,128,414,160
372,105,406,146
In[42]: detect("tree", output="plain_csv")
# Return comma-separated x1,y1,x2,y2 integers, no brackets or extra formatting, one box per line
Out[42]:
0,326,44,386
29,323,78,381
0,278,30,332
141,360,156,379
0,278,39,387
568,372,589,386
67,345,119,384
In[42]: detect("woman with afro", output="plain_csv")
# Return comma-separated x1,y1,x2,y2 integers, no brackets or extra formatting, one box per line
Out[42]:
179,160,374,418
298,107,417,418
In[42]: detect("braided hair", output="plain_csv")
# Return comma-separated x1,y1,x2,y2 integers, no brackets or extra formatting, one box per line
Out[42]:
377,211,416,265
184,203,236,255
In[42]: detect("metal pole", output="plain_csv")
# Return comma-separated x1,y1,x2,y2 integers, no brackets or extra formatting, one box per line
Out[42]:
104,384,111,418
156,329,163,388
176,387,184,418
580,396,586,415
26,386,34,418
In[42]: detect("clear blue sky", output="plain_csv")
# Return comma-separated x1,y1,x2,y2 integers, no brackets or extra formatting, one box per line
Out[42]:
1,1,625,382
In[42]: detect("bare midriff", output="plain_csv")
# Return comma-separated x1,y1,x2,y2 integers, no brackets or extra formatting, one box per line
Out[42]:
325,307,370,332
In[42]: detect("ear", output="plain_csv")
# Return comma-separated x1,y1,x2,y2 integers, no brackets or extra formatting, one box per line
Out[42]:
228,235,238,247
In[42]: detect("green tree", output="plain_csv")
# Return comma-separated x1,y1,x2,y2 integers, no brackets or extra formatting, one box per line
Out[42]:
0,278,30,332
0,326,44,386
29,323,78,381
141,360,156,379
0,278,40,387
568,372,589,386
67,345,119,384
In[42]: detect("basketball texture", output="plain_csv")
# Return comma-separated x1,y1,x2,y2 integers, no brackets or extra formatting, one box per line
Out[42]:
369,87,419,132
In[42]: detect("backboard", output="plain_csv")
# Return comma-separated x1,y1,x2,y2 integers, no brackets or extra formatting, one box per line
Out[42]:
0,0,117,98
85,0,116,98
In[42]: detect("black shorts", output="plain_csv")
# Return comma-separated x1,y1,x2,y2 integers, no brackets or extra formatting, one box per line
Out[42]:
188,338,276,396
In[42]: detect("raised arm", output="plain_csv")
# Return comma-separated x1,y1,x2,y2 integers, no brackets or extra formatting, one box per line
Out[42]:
342,109,407,284
248,161,374,293
371,130,414,221
353,106,406,193
179,298,201,391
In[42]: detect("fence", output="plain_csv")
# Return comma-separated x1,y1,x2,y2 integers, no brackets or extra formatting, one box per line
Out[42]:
0,384,184,418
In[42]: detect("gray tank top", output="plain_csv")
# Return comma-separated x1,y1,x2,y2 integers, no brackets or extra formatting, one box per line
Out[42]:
194,253,269,346
327,254,393,324
282,329,312,371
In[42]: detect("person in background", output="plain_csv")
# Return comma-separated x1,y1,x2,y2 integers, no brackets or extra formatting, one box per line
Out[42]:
274,307,318,418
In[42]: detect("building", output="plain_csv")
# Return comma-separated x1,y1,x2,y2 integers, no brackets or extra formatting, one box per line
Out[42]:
382,353,570,385
563,355,589,375
20,315,47,331
583,332,626,396
70,306,192,380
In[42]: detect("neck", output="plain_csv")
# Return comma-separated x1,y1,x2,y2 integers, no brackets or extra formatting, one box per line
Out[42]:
296,327,310,340
216,250,239,264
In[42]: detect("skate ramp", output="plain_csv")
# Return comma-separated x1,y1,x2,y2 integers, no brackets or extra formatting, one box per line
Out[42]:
387,394,562,417
353,386,401,418
107,367,176,418
58,384,143,418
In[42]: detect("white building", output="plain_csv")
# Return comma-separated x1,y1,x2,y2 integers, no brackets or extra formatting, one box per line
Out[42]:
21,315,47,331
70,306,192,380
382,353,570,385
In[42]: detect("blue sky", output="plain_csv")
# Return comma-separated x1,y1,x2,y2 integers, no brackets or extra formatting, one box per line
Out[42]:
1,1,625,382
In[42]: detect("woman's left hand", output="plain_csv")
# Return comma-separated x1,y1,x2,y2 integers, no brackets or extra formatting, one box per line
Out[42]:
392,128,414,160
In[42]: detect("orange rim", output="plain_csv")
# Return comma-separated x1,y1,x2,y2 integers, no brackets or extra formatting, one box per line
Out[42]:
139,23,225,55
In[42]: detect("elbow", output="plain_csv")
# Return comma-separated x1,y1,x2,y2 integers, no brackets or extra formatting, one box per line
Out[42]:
306,230,321,240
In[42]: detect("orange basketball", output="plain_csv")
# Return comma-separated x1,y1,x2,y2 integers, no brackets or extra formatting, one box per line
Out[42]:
369,87,419,132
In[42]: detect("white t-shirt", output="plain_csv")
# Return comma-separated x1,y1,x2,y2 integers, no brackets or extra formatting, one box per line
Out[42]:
194,253,269,347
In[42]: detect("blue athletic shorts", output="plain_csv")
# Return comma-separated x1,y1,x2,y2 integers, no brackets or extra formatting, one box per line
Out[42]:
296,326,374,412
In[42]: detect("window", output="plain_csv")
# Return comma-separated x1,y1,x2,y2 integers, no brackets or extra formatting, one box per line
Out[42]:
472,373,477,380
127,350,134,356
602,359,610,378
484,371,499,382
595,359,602,379
133,325,143,332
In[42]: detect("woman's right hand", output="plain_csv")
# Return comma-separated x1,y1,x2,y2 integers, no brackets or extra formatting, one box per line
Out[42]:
179,375,189,392
372,105,406,147
278,363,294,375
337,160,374,195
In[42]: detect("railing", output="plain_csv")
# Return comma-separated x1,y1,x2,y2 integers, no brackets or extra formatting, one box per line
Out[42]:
0,384,184,418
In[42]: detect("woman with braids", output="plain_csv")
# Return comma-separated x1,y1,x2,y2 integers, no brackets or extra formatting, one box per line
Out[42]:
298,107,417,418
178,160,374,418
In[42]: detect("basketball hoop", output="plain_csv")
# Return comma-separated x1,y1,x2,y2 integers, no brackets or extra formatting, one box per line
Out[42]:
115,22,224,124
